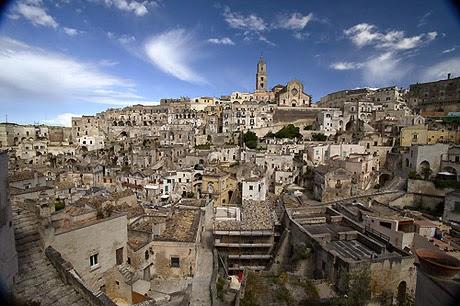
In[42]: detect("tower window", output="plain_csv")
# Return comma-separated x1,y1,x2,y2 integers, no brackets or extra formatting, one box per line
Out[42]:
261,77,264,81
261,83,264,88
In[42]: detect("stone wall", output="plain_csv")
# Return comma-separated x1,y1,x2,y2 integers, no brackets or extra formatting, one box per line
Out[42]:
48,214,128,291
45,246,117,306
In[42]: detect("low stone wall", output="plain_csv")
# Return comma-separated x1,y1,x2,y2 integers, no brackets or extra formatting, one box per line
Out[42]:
45,246,117,306
209,249,218,305
407,179,452,197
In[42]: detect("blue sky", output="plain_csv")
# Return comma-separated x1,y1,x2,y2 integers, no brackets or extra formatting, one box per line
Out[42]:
0,0,459,126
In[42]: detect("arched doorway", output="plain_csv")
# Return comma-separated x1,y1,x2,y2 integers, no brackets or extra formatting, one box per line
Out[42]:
419,160,431,179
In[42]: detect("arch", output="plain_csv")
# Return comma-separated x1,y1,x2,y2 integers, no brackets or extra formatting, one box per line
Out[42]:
419,160,432,179
397,281,407,305
379,173,391,186
13,137,19,146
80,146,88,153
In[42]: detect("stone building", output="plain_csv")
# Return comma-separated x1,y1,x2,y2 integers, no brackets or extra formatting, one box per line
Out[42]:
201,168,237,207
213,199,275,274
255,56,267,92
440,145,460,180
313,165,352,202
402,143,450,176
281,197,416,301
275,80,312,107
127,208,201,281
408,74,460,115
443,190,460,223
44,204,129,292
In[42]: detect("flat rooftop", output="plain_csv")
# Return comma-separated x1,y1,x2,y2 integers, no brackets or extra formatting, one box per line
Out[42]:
214,199,274,231
327,239,380,261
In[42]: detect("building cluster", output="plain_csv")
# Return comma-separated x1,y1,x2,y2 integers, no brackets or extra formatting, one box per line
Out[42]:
1,58,460,306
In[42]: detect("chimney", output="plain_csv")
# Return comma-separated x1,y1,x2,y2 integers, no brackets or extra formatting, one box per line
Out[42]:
448,73,451,80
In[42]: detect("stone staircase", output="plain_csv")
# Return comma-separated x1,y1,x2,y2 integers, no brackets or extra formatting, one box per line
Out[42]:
118,262,136,285
12,206,87,306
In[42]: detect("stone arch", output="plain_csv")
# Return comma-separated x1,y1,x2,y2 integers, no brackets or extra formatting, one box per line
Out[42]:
443,166,457,177
13,137,19,146
379,173,391,186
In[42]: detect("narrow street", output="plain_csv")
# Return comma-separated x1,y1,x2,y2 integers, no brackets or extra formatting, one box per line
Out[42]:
190,201,214,306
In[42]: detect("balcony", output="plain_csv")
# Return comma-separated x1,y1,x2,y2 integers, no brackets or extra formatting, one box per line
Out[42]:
228,254,271,259
215,239,273,248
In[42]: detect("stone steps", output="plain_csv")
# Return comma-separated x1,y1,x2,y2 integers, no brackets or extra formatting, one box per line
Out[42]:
12,205,87,306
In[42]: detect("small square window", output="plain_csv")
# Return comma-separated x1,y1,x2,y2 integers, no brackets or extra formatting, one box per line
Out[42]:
90,254,98,267
249,185,254,191
170,256,180,267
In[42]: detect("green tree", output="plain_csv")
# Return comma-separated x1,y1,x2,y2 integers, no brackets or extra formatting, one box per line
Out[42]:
275,124,301,139
243,131,258,149
311,133,327,141
421,166,432,180
264,131,276,138
343,268,371,306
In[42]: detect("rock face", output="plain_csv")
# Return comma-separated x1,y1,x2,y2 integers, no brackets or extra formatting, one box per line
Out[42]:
12,207,87,306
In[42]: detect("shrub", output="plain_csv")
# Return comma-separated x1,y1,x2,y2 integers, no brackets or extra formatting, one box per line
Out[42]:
243,131,258,149
311,133,327,141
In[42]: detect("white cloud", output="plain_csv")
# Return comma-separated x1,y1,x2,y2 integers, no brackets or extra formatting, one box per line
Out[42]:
144,29,206,83
422,57,460,81
101,0,157,16
362,52,412,85
63,27,83,36
0,36,150,106
330,61,363,70
277,13,313,30
12,0,58,28
442,47,456,54
292,32,309,40
223,7,267,32
344,23,437,50
258,36,276,46
118,34,136,45
43,113,81,127
207,37,235,45
418,11,432,27
99,59,119,66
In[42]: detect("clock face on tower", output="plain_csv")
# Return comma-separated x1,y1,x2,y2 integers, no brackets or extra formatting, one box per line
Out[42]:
291,88,298,96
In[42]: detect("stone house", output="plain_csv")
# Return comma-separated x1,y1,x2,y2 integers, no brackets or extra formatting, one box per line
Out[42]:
313,165,352,202
202,168,237,207
127,208,202,281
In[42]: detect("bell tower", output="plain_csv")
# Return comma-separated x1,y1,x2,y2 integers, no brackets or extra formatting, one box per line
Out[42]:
256,56,267,92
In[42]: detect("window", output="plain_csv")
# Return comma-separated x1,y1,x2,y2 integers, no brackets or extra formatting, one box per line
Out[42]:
145,250,150,260
171,256,180,267
90,254,99,267
249,185,254,191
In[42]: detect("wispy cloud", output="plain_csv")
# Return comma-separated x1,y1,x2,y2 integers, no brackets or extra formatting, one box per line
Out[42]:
292,32,309,40
63,27,83,36
344,23,437,50
11,0,58,28
144,29,206,84
99,59,119,66
442,47,456,54
418,11,432,27
0,36,151,105
362,52,412,85
276,12,313,30
329,61,363,70
207,37,235,45
422,57,460,81
100,0,158,16
43,112,81,127
223,7,267,32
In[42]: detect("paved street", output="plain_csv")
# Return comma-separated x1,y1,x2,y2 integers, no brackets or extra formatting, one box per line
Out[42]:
190,202,214,306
